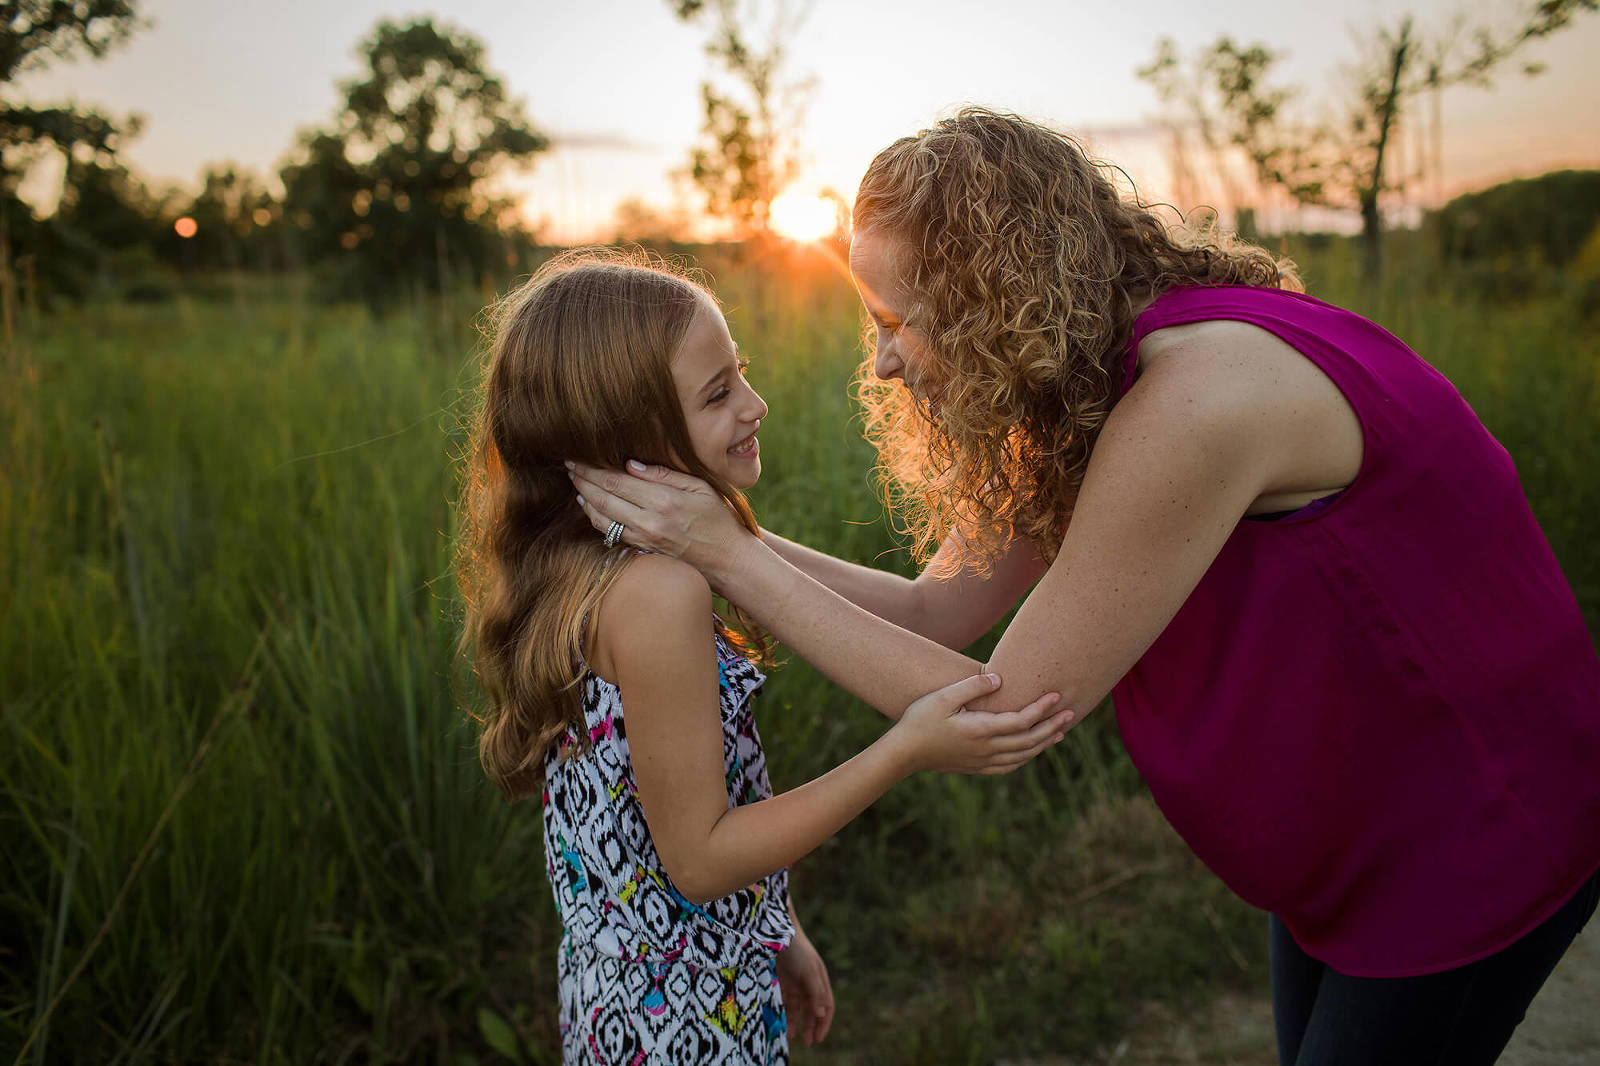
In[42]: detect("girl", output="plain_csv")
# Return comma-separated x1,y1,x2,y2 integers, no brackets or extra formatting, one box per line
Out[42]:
456,249,1072,1065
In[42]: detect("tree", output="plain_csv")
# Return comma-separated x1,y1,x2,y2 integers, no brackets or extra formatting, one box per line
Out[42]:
610,196,689,247
669,0,812,240
1139,38,1272,224
1,2,148,300
55,155,155,248
1431,169,1600,268
1,1,136,72
1,1,141,193
1140,0,1598,281
279,17,548,303
182,166,283,273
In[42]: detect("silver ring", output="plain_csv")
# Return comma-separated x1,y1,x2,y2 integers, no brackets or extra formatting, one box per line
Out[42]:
603,520,625,548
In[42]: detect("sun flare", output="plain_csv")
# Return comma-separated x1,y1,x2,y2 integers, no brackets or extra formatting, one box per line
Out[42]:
769,193,838,242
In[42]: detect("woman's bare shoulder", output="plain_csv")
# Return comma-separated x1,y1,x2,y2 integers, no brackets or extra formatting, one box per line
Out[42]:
1137,317,1305,374
1123,316,1362,505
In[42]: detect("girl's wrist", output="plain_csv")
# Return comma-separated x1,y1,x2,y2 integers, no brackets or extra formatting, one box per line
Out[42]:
876,722,925,780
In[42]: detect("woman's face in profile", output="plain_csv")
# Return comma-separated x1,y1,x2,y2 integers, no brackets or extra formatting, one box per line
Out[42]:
849,228,942,411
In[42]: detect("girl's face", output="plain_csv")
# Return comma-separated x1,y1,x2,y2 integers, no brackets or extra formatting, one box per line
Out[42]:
670,293,769,490
850,228,941,411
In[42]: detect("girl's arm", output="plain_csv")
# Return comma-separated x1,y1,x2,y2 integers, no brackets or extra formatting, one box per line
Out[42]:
572,326,1333,722
598,553,1068,905
777,897,833,1046
762,528,1047,650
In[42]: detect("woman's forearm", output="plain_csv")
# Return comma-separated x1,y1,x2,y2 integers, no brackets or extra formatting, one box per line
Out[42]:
762,531,930,634
761,529,1047,650
713,535,984,719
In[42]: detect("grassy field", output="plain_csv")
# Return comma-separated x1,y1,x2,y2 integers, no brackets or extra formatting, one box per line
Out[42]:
2,239,1597,1064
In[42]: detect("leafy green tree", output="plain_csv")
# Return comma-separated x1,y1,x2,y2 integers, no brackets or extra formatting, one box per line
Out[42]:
669,0,812,240
280,17,548,303
1140,0,1597,281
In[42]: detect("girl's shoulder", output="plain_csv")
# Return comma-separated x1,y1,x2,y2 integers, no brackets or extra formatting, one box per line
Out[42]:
586,553,714,684
607,552,712,619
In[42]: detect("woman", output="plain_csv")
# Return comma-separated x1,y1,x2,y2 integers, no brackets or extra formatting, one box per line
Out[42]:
569,109,1600,1064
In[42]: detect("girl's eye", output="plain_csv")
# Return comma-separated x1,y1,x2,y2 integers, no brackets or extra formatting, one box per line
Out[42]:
708,360,750,405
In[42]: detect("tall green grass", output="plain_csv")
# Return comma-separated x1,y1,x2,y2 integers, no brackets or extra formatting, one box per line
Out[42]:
2,244,1595,1063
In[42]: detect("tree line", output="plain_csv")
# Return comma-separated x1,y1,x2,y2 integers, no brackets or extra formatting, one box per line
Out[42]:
0,0,820,307
1137,0,1597,282
1,5,549,304
2,0,1596,307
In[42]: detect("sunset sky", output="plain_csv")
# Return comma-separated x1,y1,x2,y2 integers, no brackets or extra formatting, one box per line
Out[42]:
20,0,1600,242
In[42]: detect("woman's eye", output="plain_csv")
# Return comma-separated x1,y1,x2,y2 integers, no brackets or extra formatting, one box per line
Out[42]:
708,388,730,405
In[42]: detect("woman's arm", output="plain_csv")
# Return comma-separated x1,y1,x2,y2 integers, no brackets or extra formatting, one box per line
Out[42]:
573,332,1317,723
762,529,1047,650
600,554,1068,905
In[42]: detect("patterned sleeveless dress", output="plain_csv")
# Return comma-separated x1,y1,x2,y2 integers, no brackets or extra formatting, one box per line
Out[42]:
542,628,794,1065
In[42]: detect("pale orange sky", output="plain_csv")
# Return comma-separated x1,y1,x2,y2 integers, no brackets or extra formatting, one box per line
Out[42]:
20,0,1600,241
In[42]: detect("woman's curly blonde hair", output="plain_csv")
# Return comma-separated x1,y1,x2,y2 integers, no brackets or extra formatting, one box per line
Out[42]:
852,107,1302,573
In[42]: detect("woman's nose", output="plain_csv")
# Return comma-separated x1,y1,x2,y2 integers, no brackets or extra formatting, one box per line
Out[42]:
874,340,902,381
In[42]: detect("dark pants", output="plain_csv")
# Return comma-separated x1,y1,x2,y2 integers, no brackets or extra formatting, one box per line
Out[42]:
1270,868,1600,1066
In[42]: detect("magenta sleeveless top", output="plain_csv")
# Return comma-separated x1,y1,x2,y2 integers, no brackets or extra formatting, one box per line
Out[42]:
1110,284,1600,977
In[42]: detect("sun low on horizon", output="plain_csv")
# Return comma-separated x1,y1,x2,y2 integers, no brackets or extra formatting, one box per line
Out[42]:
768,192,841,243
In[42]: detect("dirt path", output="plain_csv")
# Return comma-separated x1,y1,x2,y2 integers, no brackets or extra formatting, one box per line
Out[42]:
1499,913,1600,1065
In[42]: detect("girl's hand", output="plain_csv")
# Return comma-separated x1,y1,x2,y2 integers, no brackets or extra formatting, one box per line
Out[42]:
892,673,1072,775
567,460,747,569
776,926,834,1047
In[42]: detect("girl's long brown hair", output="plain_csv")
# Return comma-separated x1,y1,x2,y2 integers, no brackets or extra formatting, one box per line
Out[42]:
851,107,1302,573
457,249,766,802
